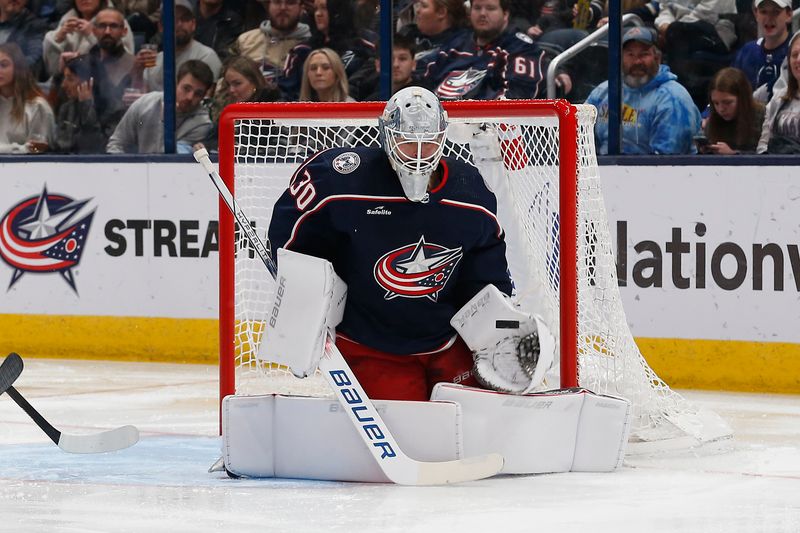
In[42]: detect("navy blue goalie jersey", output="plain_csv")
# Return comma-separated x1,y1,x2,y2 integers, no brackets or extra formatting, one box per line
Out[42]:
268,146,513,355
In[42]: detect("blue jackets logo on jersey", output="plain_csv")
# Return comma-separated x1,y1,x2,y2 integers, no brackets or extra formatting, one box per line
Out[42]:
0,185,95,293
436,69,488,100
374,235,463,301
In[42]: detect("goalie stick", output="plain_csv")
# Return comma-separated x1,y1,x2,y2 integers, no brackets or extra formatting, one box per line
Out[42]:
194,148,504,485
0,353,139,454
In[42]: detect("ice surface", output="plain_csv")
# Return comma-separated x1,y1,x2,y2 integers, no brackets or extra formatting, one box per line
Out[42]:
1,359,799,533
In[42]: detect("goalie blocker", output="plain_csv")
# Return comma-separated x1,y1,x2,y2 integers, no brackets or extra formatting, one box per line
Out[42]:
257,248,347,378
221,384,631,480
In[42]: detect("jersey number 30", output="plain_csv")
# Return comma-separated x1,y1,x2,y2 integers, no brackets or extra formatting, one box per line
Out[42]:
289,169,317,211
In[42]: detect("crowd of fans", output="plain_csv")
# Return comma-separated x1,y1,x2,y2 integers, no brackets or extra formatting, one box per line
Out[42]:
0,0,798,154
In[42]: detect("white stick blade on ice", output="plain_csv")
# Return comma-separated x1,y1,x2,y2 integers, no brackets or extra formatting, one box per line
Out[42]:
57,425,140,454
413,452,505,486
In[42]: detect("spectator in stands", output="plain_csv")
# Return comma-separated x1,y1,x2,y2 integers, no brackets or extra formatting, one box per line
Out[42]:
732,0,793,103
90,9,134,84
398,0,469,68
106,59,213,153
0,42,55,154
43,0,134,78
527,0,575,35
583,0,659,29
210,54,279,122
52,54,107,152
698,67,765,154
231,0,310,85
139,0,222,91
509,0,547,37
757,30,800,153
195,0,244,61
199,55,280,152
280,0,376,100
419,0,572,100
655,0,737,107
229,0,267,32
27,0,70,28
363,34,421,100
49,8,133,146
116,0,159,43
294,47,355,153
655,0,737,59
223,54,280,104
354,0,379,34
0,0,48,80
299,47,354,101
585,26,701,154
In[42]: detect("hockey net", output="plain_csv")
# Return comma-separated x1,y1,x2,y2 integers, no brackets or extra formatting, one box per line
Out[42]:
217,100,732,452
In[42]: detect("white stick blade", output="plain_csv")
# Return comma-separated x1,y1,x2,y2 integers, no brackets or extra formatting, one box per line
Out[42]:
57,425,139,454
408,453,505,486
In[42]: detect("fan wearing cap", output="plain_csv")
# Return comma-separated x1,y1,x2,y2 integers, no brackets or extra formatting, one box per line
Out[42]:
585,26,701,154
139,0,222,92
732,0,794,103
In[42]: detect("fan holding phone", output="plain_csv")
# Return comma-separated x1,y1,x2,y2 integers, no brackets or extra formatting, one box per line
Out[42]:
698,67,765,155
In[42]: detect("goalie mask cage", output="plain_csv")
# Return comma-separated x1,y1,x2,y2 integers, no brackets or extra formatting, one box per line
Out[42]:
217,100,731,452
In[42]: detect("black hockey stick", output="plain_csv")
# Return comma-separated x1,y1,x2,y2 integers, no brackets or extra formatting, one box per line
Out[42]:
0,351,23,396
0,353,139,454
194,148,504,485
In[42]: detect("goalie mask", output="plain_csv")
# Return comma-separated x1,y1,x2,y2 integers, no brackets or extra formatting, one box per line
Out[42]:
379,87,448,202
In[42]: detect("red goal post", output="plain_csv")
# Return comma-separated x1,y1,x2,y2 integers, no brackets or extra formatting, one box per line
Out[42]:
217,99,579,400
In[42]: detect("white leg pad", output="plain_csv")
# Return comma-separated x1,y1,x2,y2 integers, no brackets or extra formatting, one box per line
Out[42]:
221,395,276,478
572,392,632,471
430,383,631,473
431,383,582,473
222,394,462,482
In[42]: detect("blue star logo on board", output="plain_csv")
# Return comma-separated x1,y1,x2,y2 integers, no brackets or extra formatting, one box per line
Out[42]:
374,236,463,301
0,185,95,293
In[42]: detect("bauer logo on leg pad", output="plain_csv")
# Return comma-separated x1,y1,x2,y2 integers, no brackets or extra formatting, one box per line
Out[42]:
328,369,397,459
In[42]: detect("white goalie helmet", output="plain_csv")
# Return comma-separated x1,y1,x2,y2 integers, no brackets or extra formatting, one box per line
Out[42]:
379,87,449,202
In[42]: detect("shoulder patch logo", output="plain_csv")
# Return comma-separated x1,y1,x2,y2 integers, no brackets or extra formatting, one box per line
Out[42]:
332,152,361,174
515,32,534,44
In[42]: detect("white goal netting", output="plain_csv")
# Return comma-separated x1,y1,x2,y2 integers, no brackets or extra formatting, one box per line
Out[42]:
219,101,732,452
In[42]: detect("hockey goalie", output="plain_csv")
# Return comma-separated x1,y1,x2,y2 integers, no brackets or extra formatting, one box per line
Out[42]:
220,87,632,482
